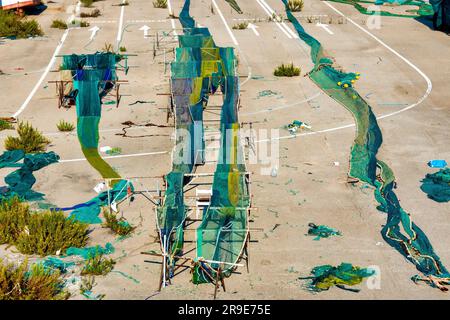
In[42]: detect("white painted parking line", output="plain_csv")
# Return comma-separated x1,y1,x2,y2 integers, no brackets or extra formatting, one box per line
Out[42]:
258,0,299,38
13,2,80,118
212,0,239,46
253,1,434,144
59,151,169,163
167,0,178,36
127,19,169,23
248,23,260,37
255,0,292,39
116,0,126,48
323,1,432,120
90,20,116,24
316,22,334,35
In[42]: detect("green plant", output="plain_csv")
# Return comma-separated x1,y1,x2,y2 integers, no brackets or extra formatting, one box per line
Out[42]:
232,22,248,30
51,19,68,29
0,119,14,131
0,10,43,38
56,120,75,132
0,197,89,256
102,42,114,53
81,254,115,276
119,46,127,52
288,0,304,12
153,0,167,8
118,0,129,6
273,63,301,77
102,209,135,236
4,121,51,153
0,259,69,300
80,9,101,18
79,20,90,28
81,0,94,7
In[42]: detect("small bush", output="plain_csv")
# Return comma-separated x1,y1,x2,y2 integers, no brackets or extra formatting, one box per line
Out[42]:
102,209,135,236
80,9,101,18
288,0,304,12
4,121,51,153
0,10,43,38
81,0,94,7
153,0,167,8
118,0,129,6
56,120,75,132
51,19,68,30
119,46,127,52
81,254,115,276
0,197,89,256
232,22,248,30
0,259,69,300
273,63,301,77
0,119,14,131
102,42,114,53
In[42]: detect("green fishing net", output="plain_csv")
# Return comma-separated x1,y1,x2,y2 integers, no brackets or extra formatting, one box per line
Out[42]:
0,151,60,201
307,223,341,240
420,168,450,202
300,263,375,292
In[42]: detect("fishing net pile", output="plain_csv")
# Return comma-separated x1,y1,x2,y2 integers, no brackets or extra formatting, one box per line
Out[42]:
420,168,450,203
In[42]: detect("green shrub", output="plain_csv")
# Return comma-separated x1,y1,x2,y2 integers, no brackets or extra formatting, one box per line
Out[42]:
0,10,43,38
56,120,75,132
0,197,89,256
4,121,51,153
288,0,304,12
0,119,14,131
102,210,135,236
81,0,94,7
102,42,114,53
79,21,90,28
153,0,167,8
0,259,69,300
119,46,127,52
51,19,67,30
80,9,101,18
81,254,115,276
232,22,248,30
273,63,301,77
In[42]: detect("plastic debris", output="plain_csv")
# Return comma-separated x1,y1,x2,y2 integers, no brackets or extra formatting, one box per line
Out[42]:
286,120,311,134
307,223,341,240
106,147,122,156
99,146,112,153
270,166,278,177
93,182,106,193
428,160,447,168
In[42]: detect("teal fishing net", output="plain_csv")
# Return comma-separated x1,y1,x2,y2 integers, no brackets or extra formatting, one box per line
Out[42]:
420,168,450,202
307,223,341,240
0,151,60,201
299,263,375,292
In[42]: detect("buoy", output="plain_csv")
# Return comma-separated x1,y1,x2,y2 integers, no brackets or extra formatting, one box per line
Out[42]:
351,80,355,83
337,82,342,86
344,83,349,88
352,95,357,99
